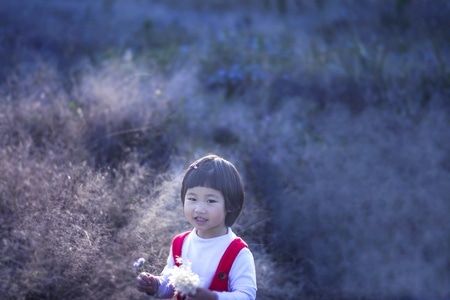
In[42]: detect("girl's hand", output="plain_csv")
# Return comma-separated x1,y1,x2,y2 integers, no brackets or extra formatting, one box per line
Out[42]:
136,272,159,294
185,287,218,300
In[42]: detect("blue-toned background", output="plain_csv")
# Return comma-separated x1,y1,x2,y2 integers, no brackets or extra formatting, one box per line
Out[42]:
0,1,449,299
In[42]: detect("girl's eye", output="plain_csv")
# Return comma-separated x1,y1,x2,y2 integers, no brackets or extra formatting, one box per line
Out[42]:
207,199,217,204
187,197,196,202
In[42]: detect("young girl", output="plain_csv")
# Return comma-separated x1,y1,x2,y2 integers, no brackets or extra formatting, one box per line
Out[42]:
136,154,257,300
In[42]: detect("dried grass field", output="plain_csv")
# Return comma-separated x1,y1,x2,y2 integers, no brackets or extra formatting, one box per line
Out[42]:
0,1,449,299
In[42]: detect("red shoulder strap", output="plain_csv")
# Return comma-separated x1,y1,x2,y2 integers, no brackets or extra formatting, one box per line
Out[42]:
209,237,248,292
172,231,190,267
172,231,191,300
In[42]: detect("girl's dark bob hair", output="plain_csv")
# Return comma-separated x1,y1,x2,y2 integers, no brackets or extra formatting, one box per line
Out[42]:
181,154,244,227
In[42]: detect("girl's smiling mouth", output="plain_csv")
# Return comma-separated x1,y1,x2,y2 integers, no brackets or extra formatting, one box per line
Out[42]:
194,216,207,224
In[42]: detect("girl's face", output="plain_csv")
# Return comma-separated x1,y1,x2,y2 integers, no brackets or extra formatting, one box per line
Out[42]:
184,186,227,239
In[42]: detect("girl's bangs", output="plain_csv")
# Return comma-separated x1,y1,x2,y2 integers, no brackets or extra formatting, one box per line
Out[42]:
183,167,223,192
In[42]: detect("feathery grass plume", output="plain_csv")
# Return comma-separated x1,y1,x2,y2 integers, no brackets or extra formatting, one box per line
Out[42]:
169,258,201,296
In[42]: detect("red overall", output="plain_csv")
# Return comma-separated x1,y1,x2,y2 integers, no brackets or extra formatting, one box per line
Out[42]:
171,231,248,300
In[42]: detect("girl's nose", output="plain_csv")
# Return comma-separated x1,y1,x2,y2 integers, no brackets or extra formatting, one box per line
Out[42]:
194,203,206,213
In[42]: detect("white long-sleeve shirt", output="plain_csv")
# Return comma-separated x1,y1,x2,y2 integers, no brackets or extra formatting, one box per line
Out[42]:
155,228,257,300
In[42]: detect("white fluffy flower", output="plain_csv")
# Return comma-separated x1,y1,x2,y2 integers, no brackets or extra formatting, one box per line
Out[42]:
168,258,201,296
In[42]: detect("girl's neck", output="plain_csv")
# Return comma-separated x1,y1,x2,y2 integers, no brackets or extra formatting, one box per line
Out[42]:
196,227,228,239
